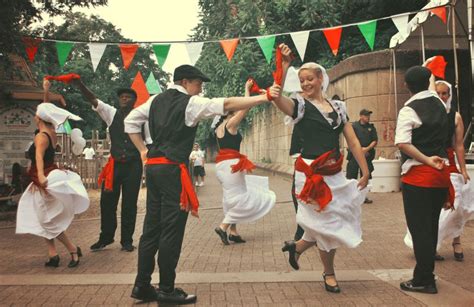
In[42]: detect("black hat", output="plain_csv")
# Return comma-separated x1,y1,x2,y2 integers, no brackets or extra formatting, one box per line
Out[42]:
360,108,372,116
116,88,137,98
173,65,211,82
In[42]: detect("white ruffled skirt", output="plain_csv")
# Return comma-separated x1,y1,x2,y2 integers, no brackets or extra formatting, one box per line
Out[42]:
16,169,90,240
404,173,474,250
295,161,367,252
216,159,276,224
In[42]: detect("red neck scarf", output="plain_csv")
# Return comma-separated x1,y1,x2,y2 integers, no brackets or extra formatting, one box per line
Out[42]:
294,150,343,211
98,156,115,192
215,149,256,173
147,157,199,217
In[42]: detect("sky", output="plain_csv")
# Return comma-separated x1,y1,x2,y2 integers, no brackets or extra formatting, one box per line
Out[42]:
39,0,201,77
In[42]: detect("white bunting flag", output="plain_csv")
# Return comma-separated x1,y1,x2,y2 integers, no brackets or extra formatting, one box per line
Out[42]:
88,43,107,72
290,31,310,61
185,42,204,65
391,15,410,40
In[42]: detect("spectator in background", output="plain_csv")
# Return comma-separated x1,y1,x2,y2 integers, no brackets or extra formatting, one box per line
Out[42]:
189,143,206,187
83,146,95,160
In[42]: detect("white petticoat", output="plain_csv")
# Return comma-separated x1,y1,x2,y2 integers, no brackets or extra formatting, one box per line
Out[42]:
295,161,367,252
216,159,276,224
404,173,474,250
16,169,90,240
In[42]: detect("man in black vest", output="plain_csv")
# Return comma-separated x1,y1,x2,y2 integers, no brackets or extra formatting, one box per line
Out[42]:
125,65,276,304
72,80,143,252
346,108,378,203
395,66,450,294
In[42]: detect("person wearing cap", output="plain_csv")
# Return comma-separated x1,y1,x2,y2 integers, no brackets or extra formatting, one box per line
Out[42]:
346,108,378,204
124,64,277,303
71,80,144,253
16,79,89,268
395,65,452,294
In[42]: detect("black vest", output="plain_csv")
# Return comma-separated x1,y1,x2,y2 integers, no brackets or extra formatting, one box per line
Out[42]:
148,89,197,163
401,96,448,163
109,109,141,162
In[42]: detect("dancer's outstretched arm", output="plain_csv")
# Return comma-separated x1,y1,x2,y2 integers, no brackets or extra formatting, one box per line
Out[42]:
226,79,255,132
271,44,296,116
70,79,98,107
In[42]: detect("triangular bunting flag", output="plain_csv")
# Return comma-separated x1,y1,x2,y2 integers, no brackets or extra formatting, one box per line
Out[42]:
63,120,72,134
322,27,342,56
391,15,410,39
146,72,162,94
152,44,171,67
257,35,276,63
88,43,107,72
55,41,74,67
220,38,239,61
119,44,139,70
131,71,150,107
357,20,377,51
431,7,447,24
186,42,204,65
290,31,310,61
22,37,42,63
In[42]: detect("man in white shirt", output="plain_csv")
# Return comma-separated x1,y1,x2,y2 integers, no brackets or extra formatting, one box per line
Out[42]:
189,143,206,186
82,146,95,160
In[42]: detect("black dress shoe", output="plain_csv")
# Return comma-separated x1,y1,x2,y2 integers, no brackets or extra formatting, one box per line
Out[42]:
364,198,373,204
229,234,246,243
215,227,230,245
400,280,437,294
435,253,445,261
131,285,158,302
90,239,114,251
121,243,136,252
45,255,60,267
323,273,341,293
281,240,300,270
453,243,464,261
157,288,197,304
68,246,83,268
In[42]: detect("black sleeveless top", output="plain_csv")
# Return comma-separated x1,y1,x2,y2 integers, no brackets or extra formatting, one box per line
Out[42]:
217,125,242,151
27,132,55,165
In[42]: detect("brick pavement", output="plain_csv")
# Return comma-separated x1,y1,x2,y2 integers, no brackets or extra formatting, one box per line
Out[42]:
0,164,473,305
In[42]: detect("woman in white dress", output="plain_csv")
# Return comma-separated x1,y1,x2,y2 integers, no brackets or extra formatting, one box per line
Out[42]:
213,79,276,245
16,80,89,268
271,44,369,293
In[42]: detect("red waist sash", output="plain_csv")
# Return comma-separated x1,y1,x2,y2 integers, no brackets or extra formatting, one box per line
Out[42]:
215,149,256,173
294,150,343,211
446,147,460,174
28,162,58,188
401,164,454,207
98,156,115,192
147,157,199,217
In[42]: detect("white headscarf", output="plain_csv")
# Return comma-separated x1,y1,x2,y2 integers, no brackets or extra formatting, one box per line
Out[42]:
435,80,452,112
36,102,82,128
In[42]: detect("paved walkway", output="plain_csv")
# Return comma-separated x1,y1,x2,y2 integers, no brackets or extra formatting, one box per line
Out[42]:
1,164,473,306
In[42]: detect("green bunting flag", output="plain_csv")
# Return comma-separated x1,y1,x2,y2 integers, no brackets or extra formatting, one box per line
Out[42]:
146,72,162,94
55,41,74,67
357,20,377,51
63,120,72,134
257,35,276,63
152,44,171,67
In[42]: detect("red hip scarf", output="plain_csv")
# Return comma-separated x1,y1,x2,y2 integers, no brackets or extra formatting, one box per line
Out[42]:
215,149,256,173
147,157,199,217
446,147,460,174
28,163,58,188
294,150,343,211
98,156,115,192
401,164,455,207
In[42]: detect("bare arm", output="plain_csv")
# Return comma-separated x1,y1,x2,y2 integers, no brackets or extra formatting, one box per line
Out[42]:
454,112,469,182
271,44,296,116
343,123,369,188
71,79,99,108
397,143,445,170
226,79,254,133
43,79,51,102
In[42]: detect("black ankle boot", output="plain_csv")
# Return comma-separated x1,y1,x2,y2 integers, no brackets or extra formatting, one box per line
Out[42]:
68,246,82,268
282,240,300,270
45,255,60,267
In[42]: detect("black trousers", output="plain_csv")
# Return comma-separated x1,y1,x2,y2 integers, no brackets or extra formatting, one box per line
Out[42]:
291,172,304,241
346,157,374,180
402,183,447,286
99,159,142,245
135,164,189,292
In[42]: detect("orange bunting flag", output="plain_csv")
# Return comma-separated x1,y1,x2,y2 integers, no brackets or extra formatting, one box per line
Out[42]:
22,37,42,63
322,27,343,56
426,56,447,79
131,71,150,108
119,44,139,70
431,7,447,24
220,39,239,61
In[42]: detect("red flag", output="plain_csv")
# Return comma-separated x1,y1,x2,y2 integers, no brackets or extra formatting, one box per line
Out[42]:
131,71,150,107
322,27,343,56
22,37,42,63
220,39,239,61
45,73,81,84
426,56,447,79
119,44,139,70
431,7,447,24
